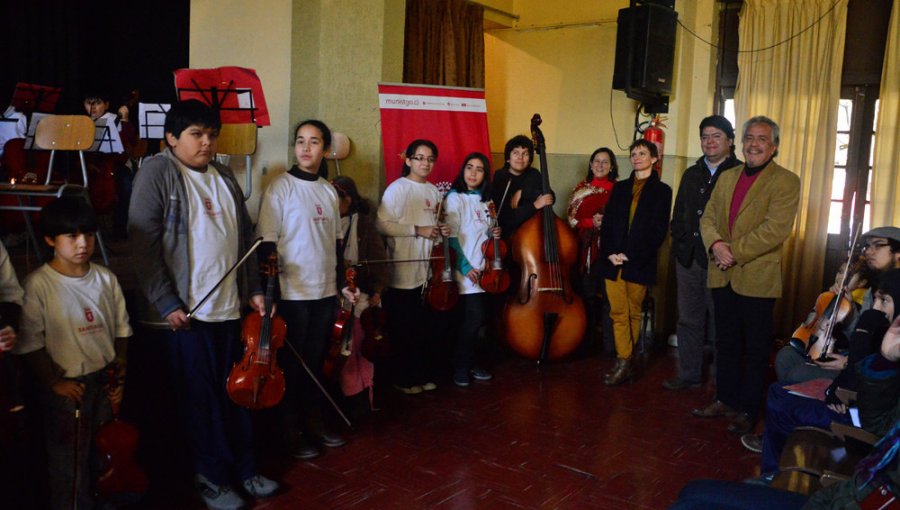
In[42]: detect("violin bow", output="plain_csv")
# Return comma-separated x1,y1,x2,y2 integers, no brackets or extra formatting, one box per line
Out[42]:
281,340,352,428
187,237,264,319
817,221,863,360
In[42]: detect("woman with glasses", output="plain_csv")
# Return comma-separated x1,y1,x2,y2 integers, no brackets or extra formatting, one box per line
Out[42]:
566,148,618,356
376,140,449,395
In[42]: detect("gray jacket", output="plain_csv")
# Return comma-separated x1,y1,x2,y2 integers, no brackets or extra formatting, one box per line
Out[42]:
128,149,261,327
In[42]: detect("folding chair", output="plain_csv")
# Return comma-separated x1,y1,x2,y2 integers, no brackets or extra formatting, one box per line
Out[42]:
0,115,109,265
217,123,257,201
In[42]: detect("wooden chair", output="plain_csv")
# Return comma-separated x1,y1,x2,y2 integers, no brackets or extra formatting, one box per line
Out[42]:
217,123,257,201
0,115,109,264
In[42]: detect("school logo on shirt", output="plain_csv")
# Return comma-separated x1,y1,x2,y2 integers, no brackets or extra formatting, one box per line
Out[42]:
204,198,213,211
316,204,323,216
425,198,432,209
84,308,94,322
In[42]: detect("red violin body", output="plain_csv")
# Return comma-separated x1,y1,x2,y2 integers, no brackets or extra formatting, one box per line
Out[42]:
227,253,286,409
426,240,459,311
95,418,149,499
480,203,510,294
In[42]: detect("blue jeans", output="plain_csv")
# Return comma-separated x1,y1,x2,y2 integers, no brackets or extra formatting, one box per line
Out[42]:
165,320,256,485
761,383,851,473
43,369,112,510
669,480,808,510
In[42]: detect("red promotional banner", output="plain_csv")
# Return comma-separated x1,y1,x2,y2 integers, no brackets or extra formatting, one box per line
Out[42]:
378,83,491,188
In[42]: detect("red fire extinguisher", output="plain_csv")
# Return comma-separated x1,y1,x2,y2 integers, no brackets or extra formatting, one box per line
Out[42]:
642,115,666,176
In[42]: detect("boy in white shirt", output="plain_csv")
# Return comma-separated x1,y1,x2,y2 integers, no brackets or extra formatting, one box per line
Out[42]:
128,100,277,510
15,197,131,509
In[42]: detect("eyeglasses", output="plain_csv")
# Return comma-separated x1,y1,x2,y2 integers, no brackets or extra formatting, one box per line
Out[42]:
410,155,436,163
863,242,890,252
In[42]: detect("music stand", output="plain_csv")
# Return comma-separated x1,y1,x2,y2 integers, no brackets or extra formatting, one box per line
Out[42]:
90,118,124,153
174,66,269,126
11,82,62,116
138,103,170,139
23,112,50,150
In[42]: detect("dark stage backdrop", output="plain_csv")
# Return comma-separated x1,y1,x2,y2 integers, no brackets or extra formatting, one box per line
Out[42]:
0,0,189,115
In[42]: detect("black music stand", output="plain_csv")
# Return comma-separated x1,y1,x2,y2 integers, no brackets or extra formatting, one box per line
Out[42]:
11,82,62,116
174,67,269,126
138,103,170,140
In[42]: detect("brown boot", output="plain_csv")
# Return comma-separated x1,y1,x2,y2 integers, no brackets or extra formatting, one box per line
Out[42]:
604,358,633,386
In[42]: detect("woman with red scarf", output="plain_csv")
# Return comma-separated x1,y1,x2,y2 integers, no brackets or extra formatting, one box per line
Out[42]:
566,147,618,356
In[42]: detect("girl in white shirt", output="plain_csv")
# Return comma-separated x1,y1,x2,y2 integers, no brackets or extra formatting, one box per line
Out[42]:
445,153,500,387
256,119,356,458
376,139,449,394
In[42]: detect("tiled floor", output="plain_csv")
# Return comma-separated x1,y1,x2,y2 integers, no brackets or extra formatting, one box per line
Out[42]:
3,236,761,509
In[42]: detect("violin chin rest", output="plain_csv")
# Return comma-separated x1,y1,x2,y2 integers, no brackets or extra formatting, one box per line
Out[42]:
788,338,807,355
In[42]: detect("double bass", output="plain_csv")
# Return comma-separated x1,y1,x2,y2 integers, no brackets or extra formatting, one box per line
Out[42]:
226,253,286,409
503,115,586,361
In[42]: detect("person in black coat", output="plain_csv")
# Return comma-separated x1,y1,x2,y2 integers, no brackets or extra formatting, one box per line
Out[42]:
600,139,672,385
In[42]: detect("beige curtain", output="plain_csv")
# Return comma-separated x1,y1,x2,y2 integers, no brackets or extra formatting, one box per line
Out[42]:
403,0,485,88
870,1,900,227
735,0,848,335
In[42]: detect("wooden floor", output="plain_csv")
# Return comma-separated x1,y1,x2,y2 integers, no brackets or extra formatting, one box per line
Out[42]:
4,234,762,509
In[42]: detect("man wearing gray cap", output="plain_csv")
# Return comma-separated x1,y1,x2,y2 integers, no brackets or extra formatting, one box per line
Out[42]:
664,115,742,391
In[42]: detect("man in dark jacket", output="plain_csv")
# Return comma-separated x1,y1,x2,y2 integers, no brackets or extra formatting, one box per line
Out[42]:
664,115,742,390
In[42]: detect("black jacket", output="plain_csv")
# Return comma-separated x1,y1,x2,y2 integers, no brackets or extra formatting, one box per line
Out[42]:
600,170,672,285
670,154,742,269
491,166,546,240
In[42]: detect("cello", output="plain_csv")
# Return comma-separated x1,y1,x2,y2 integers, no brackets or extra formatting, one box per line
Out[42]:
503,114,586,361
479,201,510,294
226,252,286,409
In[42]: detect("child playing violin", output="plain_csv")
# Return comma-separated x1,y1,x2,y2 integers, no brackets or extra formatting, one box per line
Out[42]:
15,197,131,509
331,175,388,403
256,120,358,460
444,152,500,387
376,139,449,395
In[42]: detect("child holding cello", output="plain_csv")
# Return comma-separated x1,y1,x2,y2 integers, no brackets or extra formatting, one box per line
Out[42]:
444,152,500,387
376,139,448,395
256,119,357,460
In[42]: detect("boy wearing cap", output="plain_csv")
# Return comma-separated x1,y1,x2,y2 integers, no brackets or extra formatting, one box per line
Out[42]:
664,115,742,391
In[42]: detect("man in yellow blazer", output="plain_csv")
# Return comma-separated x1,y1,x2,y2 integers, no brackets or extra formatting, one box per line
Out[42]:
692,116,800,436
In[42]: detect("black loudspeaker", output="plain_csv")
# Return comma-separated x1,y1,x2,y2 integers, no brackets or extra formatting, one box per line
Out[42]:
612,2,678,103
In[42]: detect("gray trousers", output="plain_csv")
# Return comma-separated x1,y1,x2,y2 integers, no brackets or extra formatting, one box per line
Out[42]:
675,259,716,382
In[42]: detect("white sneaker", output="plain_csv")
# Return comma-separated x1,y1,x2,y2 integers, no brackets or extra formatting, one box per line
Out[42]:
195,474,245,510
421,382,437,391
242,474,279,498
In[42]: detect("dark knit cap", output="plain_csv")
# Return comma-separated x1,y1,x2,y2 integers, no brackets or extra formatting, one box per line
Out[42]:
699,115,736,140
876,268,900,320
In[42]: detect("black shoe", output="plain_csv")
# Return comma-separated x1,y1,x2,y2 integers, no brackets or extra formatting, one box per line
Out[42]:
309,428,347,448
728,412,755,435
291,436,322,460
661,378,702,391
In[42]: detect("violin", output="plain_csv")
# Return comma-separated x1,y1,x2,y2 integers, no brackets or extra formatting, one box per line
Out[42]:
360,305,390,363
323,267,357,381
425,201,459,311
503,114,586,361
226,253,286,409
791,232,865,361
791,291,854,361
479,201,510,294
95,365,148,502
